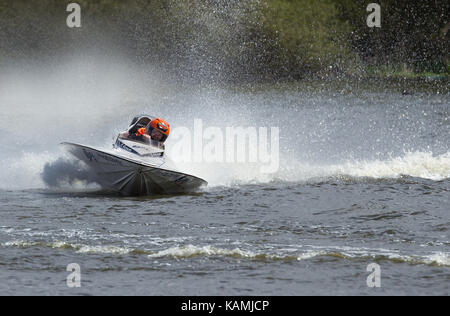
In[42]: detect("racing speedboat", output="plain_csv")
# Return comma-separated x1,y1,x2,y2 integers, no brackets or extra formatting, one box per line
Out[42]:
61,115,207,196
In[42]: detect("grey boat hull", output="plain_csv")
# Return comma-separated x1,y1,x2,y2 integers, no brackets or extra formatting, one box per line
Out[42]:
61,142,207,196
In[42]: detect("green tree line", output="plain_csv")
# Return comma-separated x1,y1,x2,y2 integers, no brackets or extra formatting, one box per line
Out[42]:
0,0,448,82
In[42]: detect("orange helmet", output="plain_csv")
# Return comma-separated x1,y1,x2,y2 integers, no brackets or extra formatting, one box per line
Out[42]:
147,118,170,142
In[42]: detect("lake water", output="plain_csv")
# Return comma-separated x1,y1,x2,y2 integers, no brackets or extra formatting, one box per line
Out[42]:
0,65,448,295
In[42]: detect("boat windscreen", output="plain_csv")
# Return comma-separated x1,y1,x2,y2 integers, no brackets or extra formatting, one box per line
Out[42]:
128,116,152,134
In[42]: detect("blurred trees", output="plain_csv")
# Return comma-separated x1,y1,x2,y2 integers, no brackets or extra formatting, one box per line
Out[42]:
260,0,359,79
0,0,448,81
335,0,449,75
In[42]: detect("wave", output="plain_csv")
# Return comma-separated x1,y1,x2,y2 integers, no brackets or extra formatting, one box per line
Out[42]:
323,151,450,181
145,244,450,267
2,240,134,255
0,152,54,190
0,152,101,190
3,240,449,267
0,150,447,190
193,151,450,187
41,157,99,188
146,244,294,260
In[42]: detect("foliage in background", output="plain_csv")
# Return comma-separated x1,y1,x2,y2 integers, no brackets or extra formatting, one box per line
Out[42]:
261,0,360,79
334,0,449,75
0,0,448,82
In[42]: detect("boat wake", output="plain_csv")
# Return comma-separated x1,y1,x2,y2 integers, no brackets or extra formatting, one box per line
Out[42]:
183,150,450,187
0,150,448,191
2,239,449,267
282,151,450,183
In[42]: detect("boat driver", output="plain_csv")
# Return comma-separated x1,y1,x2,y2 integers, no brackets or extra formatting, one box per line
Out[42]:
120,118,170,147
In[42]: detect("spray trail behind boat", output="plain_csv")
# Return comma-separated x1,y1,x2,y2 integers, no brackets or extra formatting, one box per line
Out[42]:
0,60,448,190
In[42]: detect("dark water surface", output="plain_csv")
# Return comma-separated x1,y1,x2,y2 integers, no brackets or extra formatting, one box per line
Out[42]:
0,175,448,295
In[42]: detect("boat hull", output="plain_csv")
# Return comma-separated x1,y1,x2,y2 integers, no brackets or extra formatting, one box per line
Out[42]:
61,142,207,196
